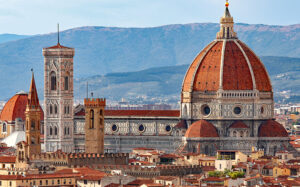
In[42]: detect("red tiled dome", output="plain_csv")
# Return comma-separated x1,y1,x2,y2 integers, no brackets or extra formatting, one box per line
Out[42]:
0,93,44,122
229,121,249,129
258,120,288,137
185,120,219,138
182,40,272,92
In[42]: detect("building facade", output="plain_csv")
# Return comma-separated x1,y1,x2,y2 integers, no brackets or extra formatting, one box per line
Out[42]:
181,2,291,155
43,43,75,153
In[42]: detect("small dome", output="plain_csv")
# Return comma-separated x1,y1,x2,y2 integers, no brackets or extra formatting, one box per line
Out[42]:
258,120,288,137
0,93,44,122
229,121,249,129
185,120,219,138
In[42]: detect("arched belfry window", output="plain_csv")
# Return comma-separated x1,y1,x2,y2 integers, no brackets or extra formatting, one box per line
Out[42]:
54,105,58,114
31,121,35,130
50,105,53,114
50,71,57,91
55,127,58,135
64,75,69,90
90,110,94,129
50,127,53,135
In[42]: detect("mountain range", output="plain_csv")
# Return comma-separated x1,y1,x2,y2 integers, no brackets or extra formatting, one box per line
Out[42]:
0,23,299,102
75,56,300,104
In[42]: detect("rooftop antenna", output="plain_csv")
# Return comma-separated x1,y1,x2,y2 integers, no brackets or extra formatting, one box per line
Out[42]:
57,23,60,44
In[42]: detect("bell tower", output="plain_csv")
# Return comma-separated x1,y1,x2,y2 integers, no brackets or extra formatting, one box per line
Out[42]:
43,26,75,153
84,98,106,153
25,71,41,157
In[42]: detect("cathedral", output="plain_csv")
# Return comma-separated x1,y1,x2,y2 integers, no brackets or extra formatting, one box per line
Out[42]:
0,2,292,156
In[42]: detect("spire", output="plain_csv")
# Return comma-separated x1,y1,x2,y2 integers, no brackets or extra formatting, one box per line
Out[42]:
27,69,40,109
57,23,60,44
216,0,237,39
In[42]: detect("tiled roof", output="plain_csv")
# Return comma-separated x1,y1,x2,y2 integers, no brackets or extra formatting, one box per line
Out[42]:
75,109,180,117
182,39,272,92
229,121,249,129
0,156,16,163
174,120,188,129
106,110,180,117
45,43,72,49
258,120,288,137
185,120,219,138
0,93,44,121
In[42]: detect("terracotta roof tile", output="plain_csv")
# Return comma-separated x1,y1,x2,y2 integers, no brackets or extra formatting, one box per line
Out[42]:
229,121,249,128
192,41,222,91
76,109,179,117
0,93,44,121
238,41,272,92
0,156,16,163
185,120,219,138
45,43,72,49
258,120,288,137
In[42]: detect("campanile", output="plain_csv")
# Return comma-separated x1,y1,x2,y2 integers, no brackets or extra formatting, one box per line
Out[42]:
43,38,75,152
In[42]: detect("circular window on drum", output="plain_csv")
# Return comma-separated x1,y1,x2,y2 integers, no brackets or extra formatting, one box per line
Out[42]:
165,125,172,132
201,104,211,116
233,106,242,115
138,124,146,132
111,124,118,132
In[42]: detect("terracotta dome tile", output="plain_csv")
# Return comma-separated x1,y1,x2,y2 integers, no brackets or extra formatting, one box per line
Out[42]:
238,41,272,92
185,120,219,138
223,41,253,90
193,41,223,91
258,120,288,137
229,121,249,129
0,93,44,122
182,41,216,92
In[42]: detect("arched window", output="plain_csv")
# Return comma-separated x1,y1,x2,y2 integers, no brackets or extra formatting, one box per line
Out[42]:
2,123,6,133
50,71,57,91
54,105,58,114
64,127,66,135
90,110,94,129
205,145,209,155
55,127,58,135
240,131,244,138
64,76,69,90
233,131,237,137
67,127,70,135
227,27,230,38
50,105,53,114
100,109,103,116
50,127,53,135
31,121,35,130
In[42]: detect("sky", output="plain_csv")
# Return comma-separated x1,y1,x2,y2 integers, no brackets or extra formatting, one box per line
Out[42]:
0,0,299,35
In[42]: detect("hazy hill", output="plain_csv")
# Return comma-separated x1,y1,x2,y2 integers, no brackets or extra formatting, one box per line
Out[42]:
0,34,29,44
0,23,299,100
75,56,300,103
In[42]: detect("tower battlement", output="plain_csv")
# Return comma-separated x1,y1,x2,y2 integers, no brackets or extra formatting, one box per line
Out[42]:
84,98,106,107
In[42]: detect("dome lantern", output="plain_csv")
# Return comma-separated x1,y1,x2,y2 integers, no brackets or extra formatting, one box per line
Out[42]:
217,0,237,39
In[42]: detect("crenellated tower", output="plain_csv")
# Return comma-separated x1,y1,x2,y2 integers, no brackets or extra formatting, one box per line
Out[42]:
84,98,106,154
43,32,75,153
